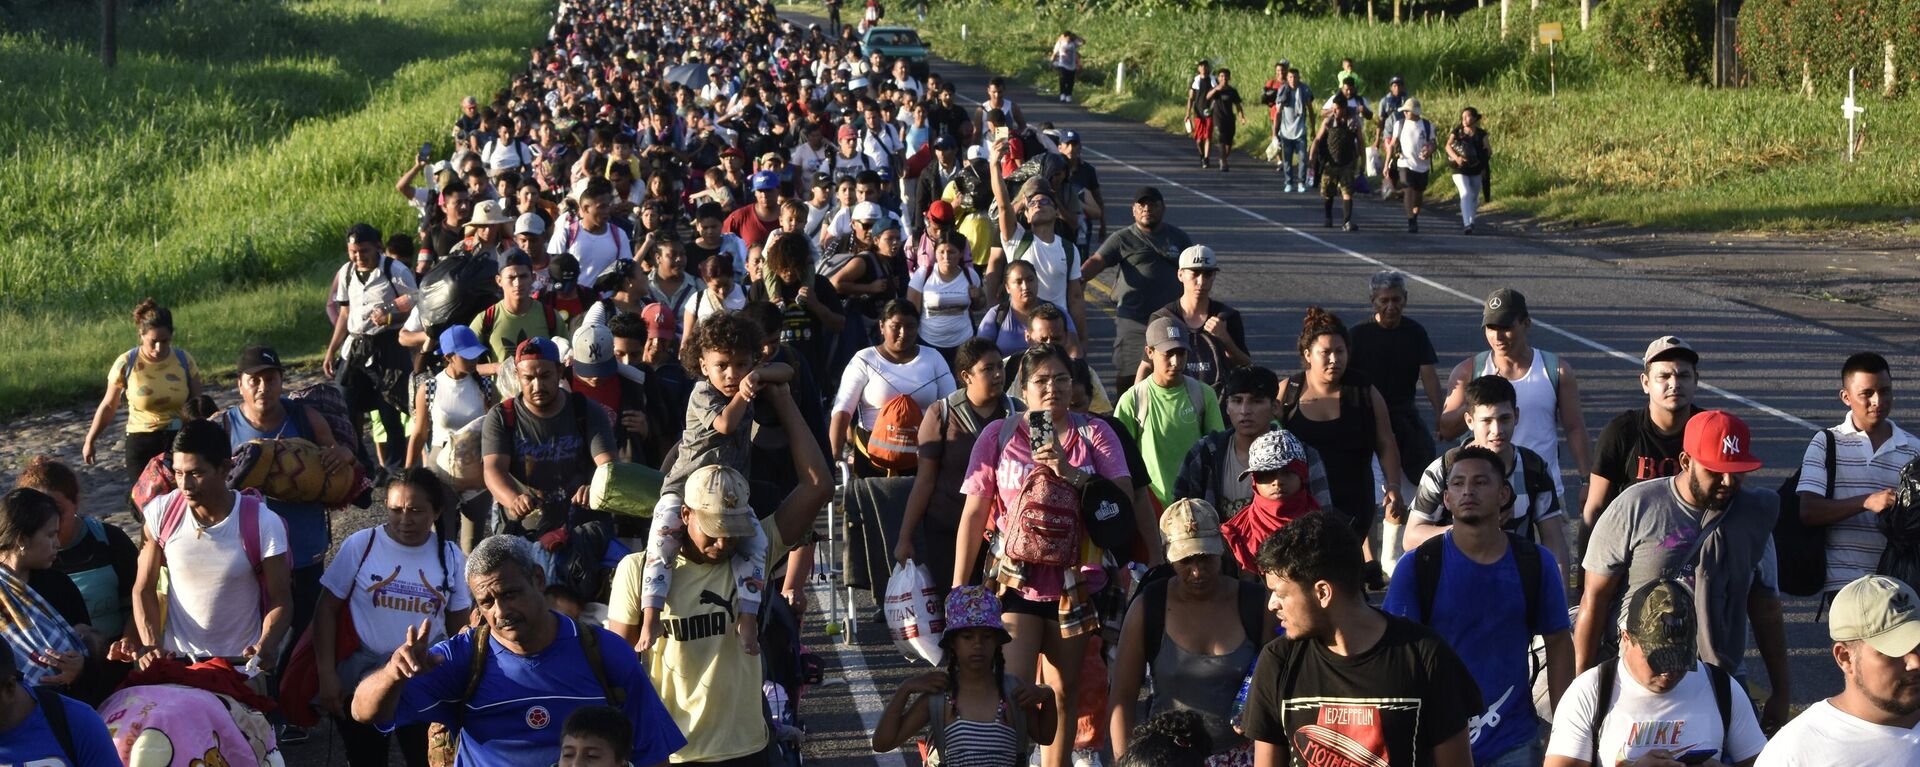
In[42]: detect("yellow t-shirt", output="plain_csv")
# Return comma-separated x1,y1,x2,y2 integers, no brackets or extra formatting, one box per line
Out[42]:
107,348,198,433
610,516,786,763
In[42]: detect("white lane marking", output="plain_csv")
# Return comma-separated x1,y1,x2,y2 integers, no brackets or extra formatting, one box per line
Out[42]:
808,580,907,767
1073,144,1820,431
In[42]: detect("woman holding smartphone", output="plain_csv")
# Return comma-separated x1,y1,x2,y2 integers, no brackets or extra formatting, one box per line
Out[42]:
951,342,1148,767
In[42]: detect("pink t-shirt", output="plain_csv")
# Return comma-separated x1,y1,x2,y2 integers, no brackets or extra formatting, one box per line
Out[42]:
962,414,1130,600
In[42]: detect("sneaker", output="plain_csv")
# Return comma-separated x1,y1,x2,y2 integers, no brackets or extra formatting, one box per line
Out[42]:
1073,748,1105,767
1343,221,1357,232
1408,218,1419,234
1283,182,1295,193
1463,224,1475,235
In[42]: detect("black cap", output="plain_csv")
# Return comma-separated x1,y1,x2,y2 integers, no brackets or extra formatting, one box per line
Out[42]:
501,248,534,270
238,346,285,375
1482,287,1530,327
1134,186,1164,204
933,135,958,150
550,252,581,282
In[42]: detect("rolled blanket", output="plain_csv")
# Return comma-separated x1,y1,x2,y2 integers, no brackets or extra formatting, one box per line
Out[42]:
227,438,368,507
588,462,664,518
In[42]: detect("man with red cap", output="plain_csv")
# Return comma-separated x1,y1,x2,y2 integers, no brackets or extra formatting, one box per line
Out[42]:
1573,410,1793,732
906,199,969,274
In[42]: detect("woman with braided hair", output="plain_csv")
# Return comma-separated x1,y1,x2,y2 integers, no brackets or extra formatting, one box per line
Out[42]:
872,585,1057,765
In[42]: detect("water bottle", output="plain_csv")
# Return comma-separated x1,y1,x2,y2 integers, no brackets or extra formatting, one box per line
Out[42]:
1229,661,1256,735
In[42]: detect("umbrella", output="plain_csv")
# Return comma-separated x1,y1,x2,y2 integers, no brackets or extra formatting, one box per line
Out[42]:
665,61,711,91
1876,455,1920,589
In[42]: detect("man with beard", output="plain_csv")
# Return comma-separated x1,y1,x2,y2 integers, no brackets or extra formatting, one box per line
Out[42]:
1757,574,1920,765
1574,411,1793,733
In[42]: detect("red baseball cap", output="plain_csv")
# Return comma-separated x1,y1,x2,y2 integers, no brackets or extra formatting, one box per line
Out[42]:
640,303,678,340
1683,410,1763,473
926,200,956,225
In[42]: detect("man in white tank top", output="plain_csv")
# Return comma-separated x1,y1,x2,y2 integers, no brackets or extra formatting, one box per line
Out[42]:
1439,288,1591,502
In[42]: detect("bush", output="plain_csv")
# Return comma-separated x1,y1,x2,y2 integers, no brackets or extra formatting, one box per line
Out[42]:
1598,0,1712,82
1738,0,1915,96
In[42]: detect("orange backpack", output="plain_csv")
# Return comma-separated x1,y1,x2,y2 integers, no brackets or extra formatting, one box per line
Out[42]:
863,394,924,471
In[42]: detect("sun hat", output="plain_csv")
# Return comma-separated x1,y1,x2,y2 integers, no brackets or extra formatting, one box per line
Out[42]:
941,585,1010,643
465,199,515,229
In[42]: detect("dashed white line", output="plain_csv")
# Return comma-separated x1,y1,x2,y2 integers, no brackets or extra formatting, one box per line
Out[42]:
1073,144,1819,431
808,580,907,767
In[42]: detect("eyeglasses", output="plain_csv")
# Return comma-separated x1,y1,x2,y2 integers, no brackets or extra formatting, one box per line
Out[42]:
1029,374,1073,390
1027,196,1055,208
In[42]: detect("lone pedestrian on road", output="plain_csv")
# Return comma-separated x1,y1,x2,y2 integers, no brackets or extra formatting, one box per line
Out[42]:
1205,69,1245,172
1052,31,1083,104
1271,68,1313,193
1386,99,1435,233
1311,101,1363,231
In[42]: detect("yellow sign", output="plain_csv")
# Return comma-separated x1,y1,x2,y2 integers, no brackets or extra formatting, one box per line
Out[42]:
1538,22,1564,43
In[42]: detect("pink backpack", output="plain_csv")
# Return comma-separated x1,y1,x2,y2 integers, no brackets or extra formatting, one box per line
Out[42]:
1003,465,1081,567
157,489,276,614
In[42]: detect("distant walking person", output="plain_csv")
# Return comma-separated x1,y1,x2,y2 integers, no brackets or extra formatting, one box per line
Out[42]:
1270,68,1313,193
1386,99,1434,233
1185,60,1216,168
82,299,203,489
1445,107,1491,234
1052,31,1083,103
1205,69,1245,172
1312,101,1363,231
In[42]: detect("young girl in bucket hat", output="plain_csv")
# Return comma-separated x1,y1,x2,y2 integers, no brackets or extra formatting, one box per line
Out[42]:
872,585,1059,765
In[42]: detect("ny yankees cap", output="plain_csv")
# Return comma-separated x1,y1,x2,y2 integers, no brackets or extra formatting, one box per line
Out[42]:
1682,409,1763,473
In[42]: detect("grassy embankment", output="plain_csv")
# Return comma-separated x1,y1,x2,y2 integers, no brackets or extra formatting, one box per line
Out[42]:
0,0,549,414
902,0,1919,231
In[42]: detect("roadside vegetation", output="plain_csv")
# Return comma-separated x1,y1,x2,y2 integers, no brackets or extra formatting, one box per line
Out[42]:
903,0,1919,232
0,0,549,413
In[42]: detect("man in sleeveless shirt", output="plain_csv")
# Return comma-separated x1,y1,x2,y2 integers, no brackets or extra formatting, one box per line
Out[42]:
1439,288,1591,513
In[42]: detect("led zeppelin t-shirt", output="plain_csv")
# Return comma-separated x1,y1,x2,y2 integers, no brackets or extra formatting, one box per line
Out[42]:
1242,613,1482,767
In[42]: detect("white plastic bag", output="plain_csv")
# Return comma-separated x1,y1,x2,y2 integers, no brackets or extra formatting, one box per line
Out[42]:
884,560,946,665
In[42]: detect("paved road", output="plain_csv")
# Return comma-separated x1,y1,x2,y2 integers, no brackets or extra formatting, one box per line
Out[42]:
786,21,1914,767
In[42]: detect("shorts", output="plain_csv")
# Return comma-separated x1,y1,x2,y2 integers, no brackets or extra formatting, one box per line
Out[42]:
1396,168,1430,192
1320,163,1357,197
1192,116,1214,141
998,587,1057,618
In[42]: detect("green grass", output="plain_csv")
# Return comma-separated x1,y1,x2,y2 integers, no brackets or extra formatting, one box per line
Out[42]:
892,0,1920,231
0,0,549,414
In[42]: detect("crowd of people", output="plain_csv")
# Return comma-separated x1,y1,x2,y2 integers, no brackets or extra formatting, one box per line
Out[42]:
5,1,1920,766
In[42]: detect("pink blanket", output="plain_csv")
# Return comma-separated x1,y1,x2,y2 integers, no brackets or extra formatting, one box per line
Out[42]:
98,684,284,767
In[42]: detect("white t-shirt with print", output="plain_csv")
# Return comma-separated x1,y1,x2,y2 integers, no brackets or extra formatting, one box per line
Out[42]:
1547,660,1767,767
320,526,473,655
331,257,418,338
1010,227,1080,311
1756,698,1920,767
141,491,290,659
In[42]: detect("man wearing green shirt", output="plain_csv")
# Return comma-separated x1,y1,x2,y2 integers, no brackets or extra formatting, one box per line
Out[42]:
469,251,564,398
1116,316,1225,506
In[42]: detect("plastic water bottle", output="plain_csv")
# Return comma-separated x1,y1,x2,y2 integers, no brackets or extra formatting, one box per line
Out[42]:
1229,662,1256,734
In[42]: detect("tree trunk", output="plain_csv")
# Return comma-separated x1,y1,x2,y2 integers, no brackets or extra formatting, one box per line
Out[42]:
100,0,118,68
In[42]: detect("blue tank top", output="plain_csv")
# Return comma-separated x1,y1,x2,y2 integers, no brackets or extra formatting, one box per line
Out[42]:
225,401,328,569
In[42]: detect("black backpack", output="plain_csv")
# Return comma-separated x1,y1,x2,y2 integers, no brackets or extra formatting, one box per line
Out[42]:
1412,532,1542,633
1588,659,1735,767
33,687,77,764
1773,429,1834,597
1324,120,1359,167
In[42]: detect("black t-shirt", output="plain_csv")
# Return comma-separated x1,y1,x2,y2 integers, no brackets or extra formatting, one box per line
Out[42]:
1593,406,1700,504
28,569,93,630
1348,318,1438,408
1148,301,1248,390
1093,223,1193,322
481,393,618,534
683,239,726,278
1068,160,1100,195
1243,613,1481,767
1210,85,1244,128
749,279,844,379
425,224,464,266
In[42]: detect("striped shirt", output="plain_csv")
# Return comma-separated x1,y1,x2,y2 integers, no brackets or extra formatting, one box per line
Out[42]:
1797,415,1920,592
930,718,1020,767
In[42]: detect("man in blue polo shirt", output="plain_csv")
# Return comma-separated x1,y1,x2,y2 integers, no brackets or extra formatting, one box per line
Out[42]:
1385,445,1574,767
353,535,684,767
0,641,118,766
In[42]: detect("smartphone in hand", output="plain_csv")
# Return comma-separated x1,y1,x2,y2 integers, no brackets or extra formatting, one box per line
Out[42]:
417,142,434,163
1027,411,1054,452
